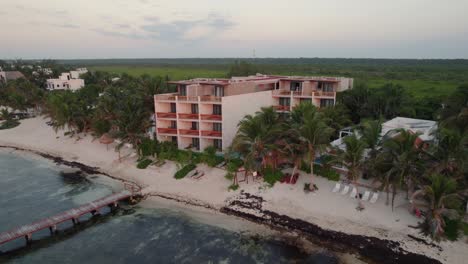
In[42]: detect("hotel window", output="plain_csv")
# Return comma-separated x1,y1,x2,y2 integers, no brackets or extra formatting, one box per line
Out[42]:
170,103,176,113
170,121,177,129
192,138,200,150
279,97,290,107
171,136,177,145
213,105,222,115
191,122,198,130
214,86,224,97
213,139,222,151
191,104,198,114
179,85,187,96
213,123,222,132
290,81,302,92
323,83,334,92
320,99,335,107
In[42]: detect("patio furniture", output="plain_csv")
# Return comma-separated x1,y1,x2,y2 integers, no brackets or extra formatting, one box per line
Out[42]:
341,185,350,195
332,183,341,193
370,192,379,203
362,191,371,201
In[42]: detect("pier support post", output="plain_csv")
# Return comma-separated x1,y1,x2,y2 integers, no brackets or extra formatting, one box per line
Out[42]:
25,234,32,245
72,218,80,225
49,225,57,235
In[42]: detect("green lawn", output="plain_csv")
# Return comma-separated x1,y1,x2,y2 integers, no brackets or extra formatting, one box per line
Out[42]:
365,79,458,98
89,65,226,80
90,65,460,98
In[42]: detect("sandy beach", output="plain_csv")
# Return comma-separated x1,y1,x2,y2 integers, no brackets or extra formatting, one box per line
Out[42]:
0,117,466,264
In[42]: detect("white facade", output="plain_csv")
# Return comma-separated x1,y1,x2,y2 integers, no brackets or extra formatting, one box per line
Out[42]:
46,69,86,91
70,68,88,79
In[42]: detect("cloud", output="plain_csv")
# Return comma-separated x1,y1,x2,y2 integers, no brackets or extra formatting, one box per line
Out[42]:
54,23,80,29
115,23,130,29
140,15,235,41
92,29,145,39
15,4,68,16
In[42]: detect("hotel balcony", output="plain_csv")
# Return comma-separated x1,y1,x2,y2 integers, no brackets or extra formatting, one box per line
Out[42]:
179,129,199,136
156,112,177,119
272,89,311,98
155,93,221,104
274,105,290,112
157,128,177,135
200,114,222,121
313,91,336,98
201,130,222,138
154,93,177,101
178,113,199,120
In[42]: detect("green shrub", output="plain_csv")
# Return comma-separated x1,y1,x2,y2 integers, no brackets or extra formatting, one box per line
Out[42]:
322,169,341,181
227,158,243,172
228,184,239,191
200,146,224,167
174,164,196,179
137,138,159,158
444,218,460,241
225,172,234,180
263,167,284,186
0,120,20,130
462,222,468,236
92,119,111,136
136,159,152,169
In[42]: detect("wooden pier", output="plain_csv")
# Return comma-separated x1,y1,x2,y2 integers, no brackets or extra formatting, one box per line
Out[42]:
0,184,140,247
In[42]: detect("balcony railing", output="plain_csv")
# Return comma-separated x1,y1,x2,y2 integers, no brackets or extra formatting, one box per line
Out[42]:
178,113,199,120
200,95,222,103
155,94,222,103
272,90,292,97
313,91,336,97
272,89,312,97
157,128,177,135
274,105,290,111
179,129,199,136
155,94,177,101
156,112,177,119
200,114,222,121
201,130,222,137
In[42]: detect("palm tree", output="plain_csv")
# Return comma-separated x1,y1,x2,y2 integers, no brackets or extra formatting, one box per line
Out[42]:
429,128,467,180
379,129,425,208
339,134,367,184
232,107,283,174
291,102,334,183
412,174,461,240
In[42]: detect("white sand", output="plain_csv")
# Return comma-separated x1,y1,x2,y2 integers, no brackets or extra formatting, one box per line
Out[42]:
0,117,466,264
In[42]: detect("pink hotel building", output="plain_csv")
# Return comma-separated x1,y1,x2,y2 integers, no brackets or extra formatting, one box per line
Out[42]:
153,74,353,152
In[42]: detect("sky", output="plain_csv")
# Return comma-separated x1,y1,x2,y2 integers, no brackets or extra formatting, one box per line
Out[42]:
0,0,467,59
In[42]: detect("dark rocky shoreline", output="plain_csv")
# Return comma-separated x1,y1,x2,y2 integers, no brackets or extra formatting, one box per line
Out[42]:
220,191,441,264
1,146,442,264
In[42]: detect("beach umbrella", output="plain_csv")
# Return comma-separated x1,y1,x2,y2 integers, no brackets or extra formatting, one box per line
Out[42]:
99,133,114,150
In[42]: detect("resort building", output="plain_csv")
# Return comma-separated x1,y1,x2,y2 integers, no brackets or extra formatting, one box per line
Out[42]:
154,74,353,152
0,71,25,83
46,70,86,91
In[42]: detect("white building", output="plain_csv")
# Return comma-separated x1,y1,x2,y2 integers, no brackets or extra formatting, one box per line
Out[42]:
70,68,88,79
46,70,86,91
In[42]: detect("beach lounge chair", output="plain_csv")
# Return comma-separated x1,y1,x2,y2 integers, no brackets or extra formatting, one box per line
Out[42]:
194,171,205,180
187,170,198,178
362,191,370,201
332,183,341,193
370,192,379,203
341,185,350,195
349,187,357,199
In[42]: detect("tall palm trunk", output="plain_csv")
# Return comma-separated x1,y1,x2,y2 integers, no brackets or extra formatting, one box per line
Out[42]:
309,144,315,183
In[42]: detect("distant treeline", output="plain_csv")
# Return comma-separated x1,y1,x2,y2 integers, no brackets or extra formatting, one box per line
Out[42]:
53,58,468,67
